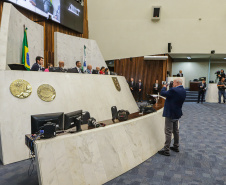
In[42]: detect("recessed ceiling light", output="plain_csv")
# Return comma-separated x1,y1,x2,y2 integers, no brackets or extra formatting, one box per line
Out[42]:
187,57,191,59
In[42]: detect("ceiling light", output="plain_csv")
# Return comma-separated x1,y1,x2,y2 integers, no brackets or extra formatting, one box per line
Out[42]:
187,57,191,59
223,58,226,60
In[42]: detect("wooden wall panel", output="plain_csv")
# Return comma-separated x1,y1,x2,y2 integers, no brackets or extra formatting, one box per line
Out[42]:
167,55,173,76
0,1,3,27
0,1,88,67
114,56,169,100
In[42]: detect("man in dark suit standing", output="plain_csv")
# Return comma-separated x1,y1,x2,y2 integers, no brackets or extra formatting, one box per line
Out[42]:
31,56,45,71
74,61,83,73
158,78,186,156
136,79,143,102
153,80,160,94
128,78,136,96
197,79,207,103
177,70,183,77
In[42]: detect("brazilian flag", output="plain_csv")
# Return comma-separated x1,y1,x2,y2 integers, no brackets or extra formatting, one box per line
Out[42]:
22,28,30,70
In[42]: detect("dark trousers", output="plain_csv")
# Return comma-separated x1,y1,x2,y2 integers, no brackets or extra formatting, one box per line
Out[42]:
137,91,142,102
164,117,179,152
153,90,159,94
131,90,135,97
218,90,226,103
198,90,205,103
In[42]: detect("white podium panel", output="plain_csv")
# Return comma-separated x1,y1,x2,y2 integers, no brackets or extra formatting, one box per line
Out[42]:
35,109,165,185
205,83,223,103
0,71,138,165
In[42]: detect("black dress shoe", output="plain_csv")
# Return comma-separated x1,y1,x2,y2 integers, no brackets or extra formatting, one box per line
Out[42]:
170,147,179,152
158,150,170,156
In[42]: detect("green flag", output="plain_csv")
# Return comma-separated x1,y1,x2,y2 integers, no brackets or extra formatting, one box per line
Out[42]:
22,28,30,70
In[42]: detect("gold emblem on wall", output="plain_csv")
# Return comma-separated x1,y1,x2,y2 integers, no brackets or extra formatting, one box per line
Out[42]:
37,84,56,102
112,77,121,91
10,79,32,99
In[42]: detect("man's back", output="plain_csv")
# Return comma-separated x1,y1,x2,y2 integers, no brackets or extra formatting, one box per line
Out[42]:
161,86,186,119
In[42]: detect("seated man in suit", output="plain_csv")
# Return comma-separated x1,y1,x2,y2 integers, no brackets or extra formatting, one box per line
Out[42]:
56,61,65,72
177,70,183,77
128,78,136,96
197,79,207,103
74,61,83,73
153,80,160,94
158,78,186,156
86,64,92,74
136,79,143,102
96,67,100,74
31,56,45,71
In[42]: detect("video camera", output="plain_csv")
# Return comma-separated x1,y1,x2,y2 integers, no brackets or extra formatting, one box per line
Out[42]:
88,118,100,128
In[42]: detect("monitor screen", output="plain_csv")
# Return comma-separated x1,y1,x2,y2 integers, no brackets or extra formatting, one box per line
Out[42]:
31,112,64,134
64,110,82,130
6,0,84,33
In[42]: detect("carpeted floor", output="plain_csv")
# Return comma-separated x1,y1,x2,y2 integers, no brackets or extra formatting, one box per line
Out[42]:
105,103,226,185
0,102,225,185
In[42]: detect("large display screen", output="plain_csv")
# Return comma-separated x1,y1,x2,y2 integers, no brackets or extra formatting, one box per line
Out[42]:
6,0,84,33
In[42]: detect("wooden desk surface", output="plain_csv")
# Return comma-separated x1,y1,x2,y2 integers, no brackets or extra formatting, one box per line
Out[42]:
81,97,165,131
26,97,165,141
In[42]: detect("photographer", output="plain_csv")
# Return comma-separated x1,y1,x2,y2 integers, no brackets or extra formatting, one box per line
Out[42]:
158,79,186,156
217,77,226,104
218,69,225,82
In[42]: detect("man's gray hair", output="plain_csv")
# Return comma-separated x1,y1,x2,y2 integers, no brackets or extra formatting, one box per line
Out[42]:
175,78,183,84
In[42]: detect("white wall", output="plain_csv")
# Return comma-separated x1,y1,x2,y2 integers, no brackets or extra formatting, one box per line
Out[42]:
0,3,44,70
87,0,226,60
172,61,226,88
172,61,209,88
54,32,107,69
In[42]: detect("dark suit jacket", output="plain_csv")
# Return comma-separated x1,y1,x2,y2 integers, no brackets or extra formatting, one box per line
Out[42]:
160,86,186,119
199,82,206,91
128,81,136,90
136,83,143,92
153,83,160,92
73,67,84,73
177,73,183,77
30,63,45,71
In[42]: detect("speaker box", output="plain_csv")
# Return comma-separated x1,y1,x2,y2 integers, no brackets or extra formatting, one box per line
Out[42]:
168,43,172,53
152,6,161,20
